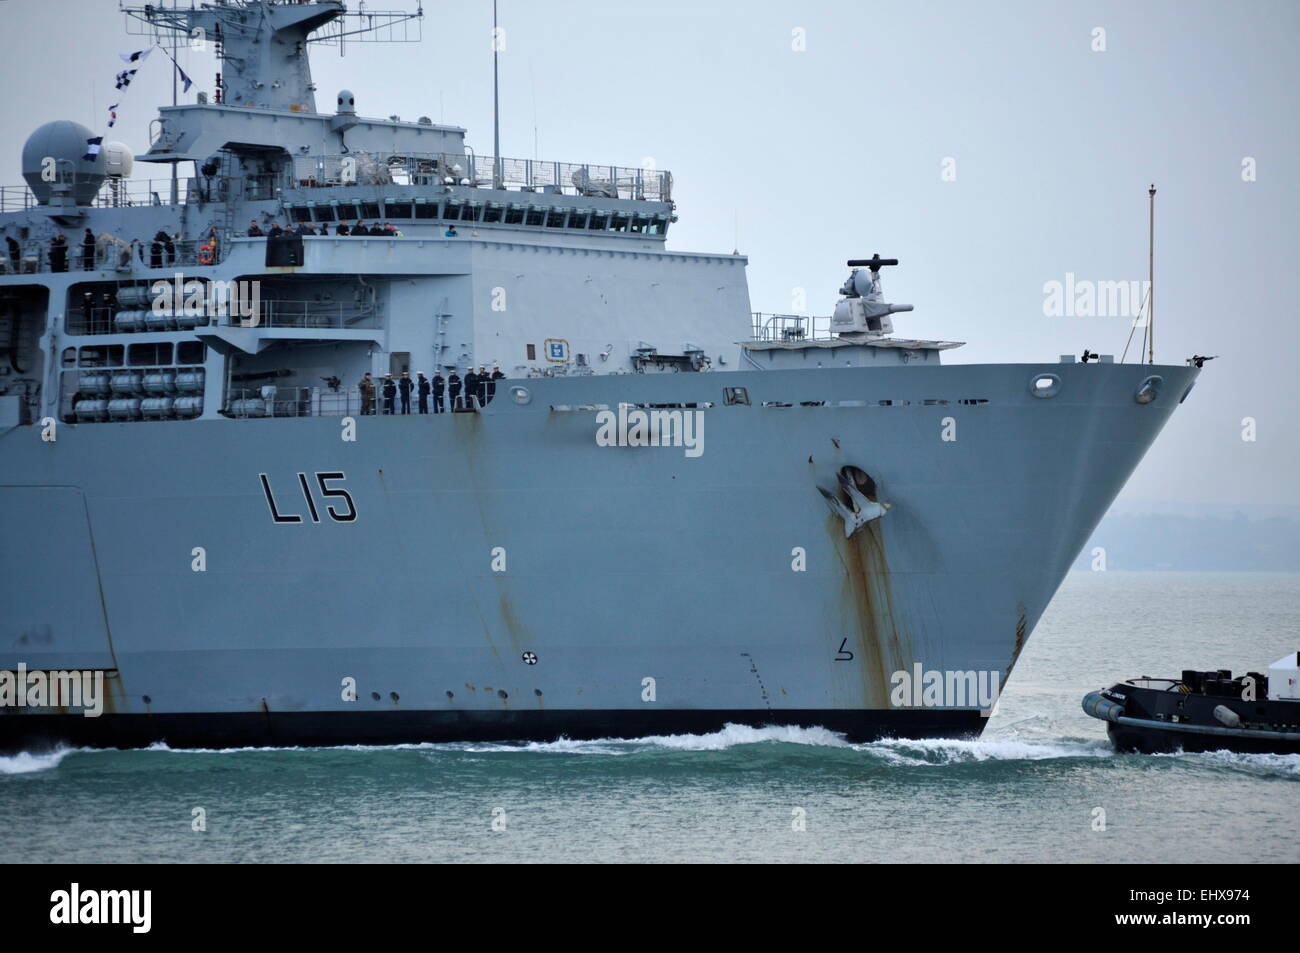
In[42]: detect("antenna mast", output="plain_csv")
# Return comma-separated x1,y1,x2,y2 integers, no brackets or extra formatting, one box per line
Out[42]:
1147,184,1156,364
493,0,502,189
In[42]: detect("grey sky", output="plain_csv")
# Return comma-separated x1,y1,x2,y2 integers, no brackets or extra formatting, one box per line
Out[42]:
1,0,1295,506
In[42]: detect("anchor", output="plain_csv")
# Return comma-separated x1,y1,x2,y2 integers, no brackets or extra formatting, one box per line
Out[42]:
819,466,891,538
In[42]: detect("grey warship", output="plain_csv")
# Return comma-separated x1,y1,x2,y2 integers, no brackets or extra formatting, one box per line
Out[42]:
0,0,1202,751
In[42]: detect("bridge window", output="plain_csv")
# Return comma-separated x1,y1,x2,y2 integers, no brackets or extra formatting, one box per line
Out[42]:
545,209,567,228
414,199,437,219
443,203,462,221
177,341,206,365
526,208,546,226
587,213,608,230
505,206,525,225
290,206,312,223
462,205,482,222
360,202,381,219
385,201,413,219
609,214,630,232
482,205,504,223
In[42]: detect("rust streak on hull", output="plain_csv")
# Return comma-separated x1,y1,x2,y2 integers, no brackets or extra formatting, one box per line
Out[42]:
828,513,911,708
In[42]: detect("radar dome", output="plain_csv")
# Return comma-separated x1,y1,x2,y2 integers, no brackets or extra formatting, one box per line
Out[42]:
21,120,107,206
102,141,134,178
336,90,356,115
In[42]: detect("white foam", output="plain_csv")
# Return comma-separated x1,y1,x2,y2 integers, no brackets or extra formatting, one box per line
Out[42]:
861,735,1113,766
0,747,74,775
1167,749,1300,777
0,725,1118,765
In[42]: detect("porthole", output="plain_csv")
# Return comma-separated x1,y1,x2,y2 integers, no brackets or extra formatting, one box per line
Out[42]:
1135,375,1163,405
510,385,531,405
1029,373,1061,399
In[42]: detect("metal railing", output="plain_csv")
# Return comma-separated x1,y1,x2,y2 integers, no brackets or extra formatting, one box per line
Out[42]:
1,237,222,278
228,299,381,330
0,178,204,212
290,152,672,203
224,384,506,419
751,313,835,342
1,151,671,216
64,298,381,335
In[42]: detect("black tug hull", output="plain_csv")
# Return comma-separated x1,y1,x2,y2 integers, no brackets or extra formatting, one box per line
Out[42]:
1083,667,1300,756
1106,719,1300,756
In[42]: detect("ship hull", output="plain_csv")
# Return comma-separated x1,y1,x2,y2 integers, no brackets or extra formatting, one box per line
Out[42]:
0,361,1197,751
0,708,984,752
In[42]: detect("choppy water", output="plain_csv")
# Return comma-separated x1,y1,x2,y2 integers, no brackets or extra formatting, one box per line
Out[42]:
3,572,1297,863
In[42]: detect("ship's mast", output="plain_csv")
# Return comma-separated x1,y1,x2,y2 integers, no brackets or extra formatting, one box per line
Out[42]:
120,1,423,114
169,0,178,206
493,0,502,189
1147,184,1156,365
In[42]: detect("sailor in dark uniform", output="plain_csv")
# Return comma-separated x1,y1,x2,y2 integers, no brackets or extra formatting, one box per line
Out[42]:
335,220,350,236
381,374,397,415
447,369,462,410
397,371,413,414
488,365,506,404
416,372,430,414
463,367,479,410
49,233,68,272
432,370,446,413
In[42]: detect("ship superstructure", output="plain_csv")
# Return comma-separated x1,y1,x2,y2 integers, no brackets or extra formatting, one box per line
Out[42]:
0,1,1201,750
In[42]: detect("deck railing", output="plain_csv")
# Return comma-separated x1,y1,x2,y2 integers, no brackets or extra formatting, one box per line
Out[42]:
289,152,672,203
1,237,221,278
224,384,504,418
750,313,835,342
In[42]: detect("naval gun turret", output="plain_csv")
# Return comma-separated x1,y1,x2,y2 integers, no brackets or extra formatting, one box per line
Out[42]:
830,254,914,339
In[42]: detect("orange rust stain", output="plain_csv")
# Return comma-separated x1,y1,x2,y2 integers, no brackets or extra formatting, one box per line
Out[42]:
498,596,528,656
101,672,124,715
828,513,911,708
1005,605,1028,683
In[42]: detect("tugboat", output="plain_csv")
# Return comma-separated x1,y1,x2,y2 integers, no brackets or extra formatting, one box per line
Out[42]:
1083,653,1300,754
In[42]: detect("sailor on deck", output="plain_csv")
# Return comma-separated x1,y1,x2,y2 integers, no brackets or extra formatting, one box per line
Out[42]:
398,372,413,414
463,368,479,410
417,373,430,414
432,370,446,413
358,372,375,415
